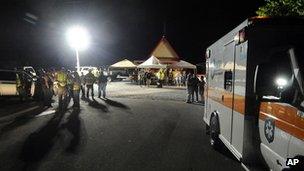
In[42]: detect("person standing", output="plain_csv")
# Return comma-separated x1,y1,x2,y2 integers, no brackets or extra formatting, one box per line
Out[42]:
80,72,85,99
138,69,144,87
84,69,96,99
67,71,74,104
146,71,152,87
198,75,206,103
168,70,173,85
174,70,182,87
186,72,195,103
72,72,81,108
16,72,26,101
182,71,187,86
156,69,165,88
97,71,108,98
41,70,53,107
193,74,200,102
55,67,68,111
143,71,147,86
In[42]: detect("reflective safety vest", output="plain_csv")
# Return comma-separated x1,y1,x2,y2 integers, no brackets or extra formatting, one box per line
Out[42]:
157,70,165,80
73,83,81,91
16,74,22,87
56,71,67,87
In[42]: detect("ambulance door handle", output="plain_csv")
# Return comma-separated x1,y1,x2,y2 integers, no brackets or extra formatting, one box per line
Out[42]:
276,159,282,166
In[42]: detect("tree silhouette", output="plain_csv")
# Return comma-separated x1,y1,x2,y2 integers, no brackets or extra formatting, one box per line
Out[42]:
256,0,304,17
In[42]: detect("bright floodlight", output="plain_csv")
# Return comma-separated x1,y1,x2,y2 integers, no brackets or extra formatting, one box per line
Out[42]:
66,26,90,51
276,77,287,88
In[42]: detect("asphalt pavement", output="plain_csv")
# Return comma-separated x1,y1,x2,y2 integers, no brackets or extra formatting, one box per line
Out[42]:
0,82,243,171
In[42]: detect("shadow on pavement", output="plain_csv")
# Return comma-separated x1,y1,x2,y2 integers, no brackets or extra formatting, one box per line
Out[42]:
18,107,85,170
0,105,48,137
189,102,205,106
102,98,130,110
60,108,81,153
216,141,239,162
87,98,109,112
19,110,65,169
0,98,32,106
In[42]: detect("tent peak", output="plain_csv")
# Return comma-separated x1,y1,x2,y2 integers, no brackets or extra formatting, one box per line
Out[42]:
149,36,180,61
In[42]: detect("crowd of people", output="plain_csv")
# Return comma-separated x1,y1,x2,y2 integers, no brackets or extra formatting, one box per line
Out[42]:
19,67,109,111
136,69,189,88
136,68,206,103
185,72,205,103
16,67,205,109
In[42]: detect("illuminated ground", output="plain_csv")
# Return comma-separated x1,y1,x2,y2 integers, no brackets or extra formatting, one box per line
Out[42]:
0,82,243,171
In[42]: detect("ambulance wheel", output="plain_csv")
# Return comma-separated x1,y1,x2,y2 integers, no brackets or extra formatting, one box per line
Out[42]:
210,116,220,150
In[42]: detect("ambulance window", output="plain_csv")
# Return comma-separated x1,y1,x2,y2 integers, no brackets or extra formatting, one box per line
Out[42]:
224,70,232,91
256,49,294,101
272,50,293,99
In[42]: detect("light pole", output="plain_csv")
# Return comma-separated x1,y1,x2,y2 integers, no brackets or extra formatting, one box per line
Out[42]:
66,26,90,73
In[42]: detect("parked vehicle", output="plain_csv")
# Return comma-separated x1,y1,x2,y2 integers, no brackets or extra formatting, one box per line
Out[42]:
23,66,37,76
77,66,99,77
0,69,36,99
204,17,304,170
108,68,134,81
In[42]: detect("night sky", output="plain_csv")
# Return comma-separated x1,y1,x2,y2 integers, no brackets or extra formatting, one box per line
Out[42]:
0,0,263,68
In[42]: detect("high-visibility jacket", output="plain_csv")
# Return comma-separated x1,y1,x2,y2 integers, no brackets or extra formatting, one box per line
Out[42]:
73,77,81,91
73,83,81,91
157,70,165,80
56,71,68,87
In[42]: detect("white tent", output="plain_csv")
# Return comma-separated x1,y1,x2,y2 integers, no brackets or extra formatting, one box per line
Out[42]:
109,59,137,68
137,55,167,69
169,60,196,69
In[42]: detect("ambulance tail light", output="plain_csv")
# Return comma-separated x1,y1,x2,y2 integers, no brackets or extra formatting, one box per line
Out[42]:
234,28,247,44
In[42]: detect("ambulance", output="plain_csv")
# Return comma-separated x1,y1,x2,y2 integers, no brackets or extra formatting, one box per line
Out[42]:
204,17,304,170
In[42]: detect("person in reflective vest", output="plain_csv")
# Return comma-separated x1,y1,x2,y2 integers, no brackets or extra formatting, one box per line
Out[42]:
16,72,26,101
84,69,96,99
156,69,165,88
72,71,81,108
55,67,68,110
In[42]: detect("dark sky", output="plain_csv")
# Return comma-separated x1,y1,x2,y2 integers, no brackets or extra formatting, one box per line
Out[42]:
0,0,263,68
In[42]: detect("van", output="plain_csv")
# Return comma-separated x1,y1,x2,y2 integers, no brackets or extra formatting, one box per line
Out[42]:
204,17,304,170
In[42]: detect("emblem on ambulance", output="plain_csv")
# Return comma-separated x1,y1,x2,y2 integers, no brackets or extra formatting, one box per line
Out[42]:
264,118,275,143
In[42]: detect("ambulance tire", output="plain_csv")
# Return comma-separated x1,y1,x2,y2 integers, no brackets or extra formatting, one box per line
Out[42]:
210,115,220,150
